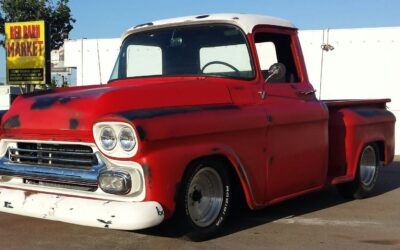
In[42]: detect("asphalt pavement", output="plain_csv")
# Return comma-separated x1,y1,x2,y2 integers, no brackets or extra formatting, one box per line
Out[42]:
1,158,399,250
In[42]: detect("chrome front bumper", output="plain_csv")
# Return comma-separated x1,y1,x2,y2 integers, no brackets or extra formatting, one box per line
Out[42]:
0,187,164,230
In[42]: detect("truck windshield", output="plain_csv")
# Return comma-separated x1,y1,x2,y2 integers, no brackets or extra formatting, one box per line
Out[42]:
109,24,254,81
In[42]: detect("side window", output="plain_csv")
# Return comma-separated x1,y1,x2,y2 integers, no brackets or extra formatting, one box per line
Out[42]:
255,32,299,83
126,45,162,77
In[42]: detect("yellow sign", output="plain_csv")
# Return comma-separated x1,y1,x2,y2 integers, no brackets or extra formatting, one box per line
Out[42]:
5,21,49,85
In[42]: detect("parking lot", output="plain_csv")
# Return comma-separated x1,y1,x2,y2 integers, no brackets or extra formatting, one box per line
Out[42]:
1,158,399,250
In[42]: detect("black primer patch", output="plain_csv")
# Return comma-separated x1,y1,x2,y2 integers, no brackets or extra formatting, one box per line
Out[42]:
3,115,21,129
31,96,74,110
142,163,152,179
69,118,79,129
352,108,392,118
119,105,239,120
136,126,147,141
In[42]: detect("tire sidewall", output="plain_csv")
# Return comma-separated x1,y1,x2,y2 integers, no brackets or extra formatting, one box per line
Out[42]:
356,144,380,194
183,160,232,238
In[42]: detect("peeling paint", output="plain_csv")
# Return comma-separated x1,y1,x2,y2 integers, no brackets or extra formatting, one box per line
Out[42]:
142,163,152,179
31,96,77,110
352,108,393,118
136,126,147,141
24,191,36,199
119,105,240,120
3,115,21,129
156,207,164,216
69,118,79,129
97,219,112,228
0,187,164,230
4,201,13,209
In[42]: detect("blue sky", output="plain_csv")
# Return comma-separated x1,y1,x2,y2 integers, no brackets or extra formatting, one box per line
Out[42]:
1,0,400,81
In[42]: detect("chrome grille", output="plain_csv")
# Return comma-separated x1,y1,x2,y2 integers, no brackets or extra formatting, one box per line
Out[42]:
8,142,98,170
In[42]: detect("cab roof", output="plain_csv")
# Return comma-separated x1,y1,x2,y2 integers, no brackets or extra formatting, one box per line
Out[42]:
122,13,296,40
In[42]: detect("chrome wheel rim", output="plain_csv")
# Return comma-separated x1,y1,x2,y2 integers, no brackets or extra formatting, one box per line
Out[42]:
187,167,224,228
359,145,377,186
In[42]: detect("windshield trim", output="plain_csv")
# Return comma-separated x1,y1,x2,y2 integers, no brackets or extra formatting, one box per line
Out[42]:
108,23,256,83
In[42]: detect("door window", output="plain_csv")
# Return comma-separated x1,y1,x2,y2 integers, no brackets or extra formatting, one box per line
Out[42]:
255,32,299,83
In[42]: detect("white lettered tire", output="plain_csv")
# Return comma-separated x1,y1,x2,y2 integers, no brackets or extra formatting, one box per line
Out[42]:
337,143,380,199
181,158,232,241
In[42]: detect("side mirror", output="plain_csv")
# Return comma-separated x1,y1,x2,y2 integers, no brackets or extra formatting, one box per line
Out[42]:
258,63,287,99
265,63,286,83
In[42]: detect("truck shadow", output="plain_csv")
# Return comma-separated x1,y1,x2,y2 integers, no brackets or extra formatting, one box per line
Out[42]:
141,161,400,241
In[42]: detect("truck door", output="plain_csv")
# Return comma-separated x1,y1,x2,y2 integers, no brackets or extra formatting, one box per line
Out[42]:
253,27,329,203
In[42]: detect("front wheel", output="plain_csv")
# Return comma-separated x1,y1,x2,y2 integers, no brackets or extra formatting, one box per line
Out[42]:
337,144,380,199
180,158,233,240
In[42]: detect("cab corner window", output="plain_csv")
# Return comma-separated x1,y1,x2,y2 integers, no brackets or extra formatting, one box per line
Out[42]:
255,32,300,83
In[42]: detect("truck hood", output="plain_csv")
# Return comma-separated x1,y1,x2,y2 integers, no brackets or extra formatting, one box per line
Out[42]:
1,78,233,138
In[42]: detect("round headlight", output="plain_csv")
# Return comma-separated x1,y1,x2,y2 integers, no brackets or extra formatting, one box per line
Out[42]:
100,126,117,151
119,126,136,151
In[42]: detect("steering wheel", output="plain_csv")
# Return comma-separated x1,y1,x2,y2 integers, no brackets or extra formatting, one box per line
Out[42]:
201,61,240,75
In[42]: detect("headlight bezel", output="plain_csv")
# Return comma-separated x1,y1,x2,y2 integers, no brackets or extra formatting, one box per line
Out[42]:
93,122,139,158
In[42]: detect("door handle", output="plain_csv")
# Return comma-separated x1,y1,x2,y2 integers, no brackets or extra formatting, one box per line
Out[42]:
296,89,316,96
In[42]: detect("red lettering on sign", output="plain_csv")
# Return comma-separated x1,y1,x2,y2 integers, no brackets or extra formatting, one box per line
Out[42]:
23,25,41,39
10,26,23,39
10,27,15,39
14,26,22,39
15,42,20,56
6,41,45,57
6,42,14,56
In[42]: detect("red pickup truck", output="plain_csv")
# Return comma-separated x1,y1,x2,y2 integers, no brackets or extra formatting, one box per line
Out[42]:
0,14,395,239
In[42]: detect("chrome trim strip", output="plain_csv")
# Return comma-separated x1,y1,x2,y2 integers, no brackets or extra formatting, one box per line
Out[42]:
0,152,106,185
10,147,95,156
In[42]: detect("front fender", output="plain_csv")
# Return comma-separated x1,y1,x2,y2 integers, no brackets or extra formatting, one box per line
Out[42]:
137,142,264,218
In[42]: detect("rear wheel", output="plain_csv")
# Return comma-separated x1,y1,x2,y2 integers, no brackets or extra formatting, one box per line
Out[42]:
337,144,380,199
179,158,233,241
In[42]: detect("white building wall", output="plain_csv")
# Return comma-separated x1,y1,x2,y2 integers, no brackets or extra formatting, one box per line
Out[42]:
64,38,120,85
300,27,400,155
0,86,11,110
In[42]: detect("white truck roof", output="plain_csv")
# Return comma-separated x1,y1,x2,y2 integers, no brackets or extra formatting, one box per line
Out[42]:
122,13,296,40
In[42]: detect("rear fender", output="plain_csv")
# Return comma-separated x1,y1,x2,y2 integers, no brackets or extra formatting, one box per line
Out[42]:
340,108,395,180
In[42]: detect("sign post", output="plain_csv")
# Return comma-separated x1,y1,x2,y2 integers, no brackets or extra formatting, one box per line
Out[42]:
5,21,50,87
